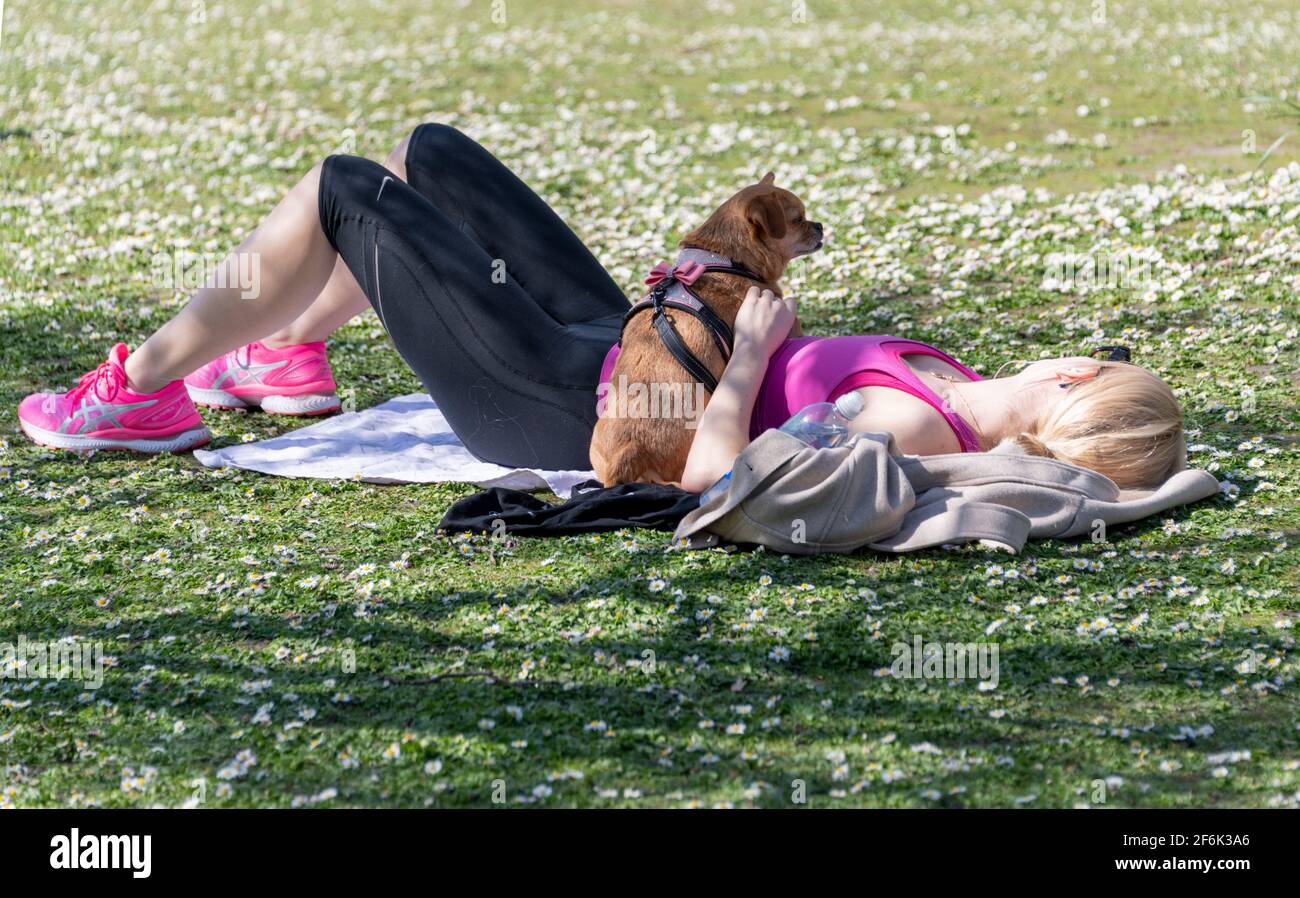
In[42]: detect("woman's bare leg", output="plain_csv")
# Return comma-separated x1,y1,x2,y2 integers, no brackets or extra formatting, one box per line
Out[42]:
124,163,339,394
258,255,370,348
262,136,413,348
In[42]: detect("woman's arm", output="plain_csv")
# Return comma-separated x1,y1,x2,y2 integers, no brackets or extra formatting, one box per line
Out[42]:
680,287,798,493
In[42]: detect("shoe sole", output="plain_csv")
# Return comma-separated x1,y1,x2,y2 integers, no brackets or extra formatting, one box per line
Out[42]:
186,386,341,416
19,419,211,454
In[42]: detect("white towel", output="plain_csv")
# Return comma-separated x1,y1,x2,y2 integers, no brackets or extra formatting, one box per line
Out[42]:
192,393,596,498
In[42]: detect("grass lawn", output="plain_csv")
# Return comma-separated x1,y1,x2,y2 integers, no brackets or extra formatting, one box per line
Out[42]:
1,0,1297,808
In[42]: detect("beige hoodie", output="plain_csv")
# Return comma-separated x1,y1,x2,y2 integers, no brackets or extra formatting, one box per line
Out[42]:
672,430,1221,554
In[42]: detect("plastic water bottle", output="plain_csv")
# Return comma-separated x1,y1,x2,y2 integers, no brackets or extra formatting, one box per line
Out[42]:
699,391,866,505
777,390,866,449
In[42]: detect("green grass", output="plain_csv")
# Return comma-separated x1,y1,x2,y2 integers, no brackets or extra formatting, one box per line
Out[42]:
1,0,1297,807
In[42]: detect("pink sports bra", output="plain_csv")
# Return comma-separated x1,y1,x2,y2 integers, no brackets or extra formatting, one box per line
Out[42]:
597,335,983,452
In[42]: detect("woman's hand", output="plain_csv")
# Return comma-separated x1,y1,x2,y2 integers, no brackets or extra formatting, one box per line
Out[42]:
733,286,797,358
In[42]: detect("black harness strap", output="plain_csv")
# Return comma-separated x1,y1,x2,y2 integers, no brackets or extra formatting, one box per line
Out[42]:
619,262,767,394
651,312,721,392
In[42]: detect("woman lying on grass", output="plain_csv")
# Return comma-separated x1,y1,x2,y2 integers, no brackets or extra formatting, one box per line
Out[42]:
17,124,1188,491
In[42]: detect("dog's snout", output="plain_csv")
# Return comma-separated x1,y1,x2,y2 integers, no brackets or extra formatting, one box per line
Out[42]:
812,221,824,236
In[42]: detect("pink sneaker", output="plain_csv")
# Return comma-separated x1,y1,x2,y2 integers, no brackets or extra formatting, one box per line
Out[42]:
18,344,210,453
184,340,340,415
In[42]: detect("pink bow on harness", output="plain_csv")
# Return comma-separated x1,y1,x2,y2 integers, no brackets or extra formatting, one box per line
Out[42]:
644,260,708,288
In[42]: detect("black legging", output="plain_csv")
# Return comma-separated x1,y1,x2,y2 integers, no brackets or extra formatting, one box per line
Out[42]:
317,124,627,469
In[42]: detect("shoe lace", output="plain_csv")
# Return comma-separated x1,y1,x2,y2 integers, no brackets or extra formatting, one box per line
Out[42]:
66,359,125,404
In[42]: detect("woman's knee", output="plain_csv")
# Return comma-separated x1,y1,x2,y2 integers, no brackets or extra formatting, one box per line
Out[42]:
318,153,389,202
403,123,475,175
314,155,382,250
384,122,469,180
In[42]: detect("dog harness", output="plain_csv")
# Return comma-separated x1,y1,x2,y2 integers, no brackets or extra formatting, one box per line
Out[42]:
619,248,768,393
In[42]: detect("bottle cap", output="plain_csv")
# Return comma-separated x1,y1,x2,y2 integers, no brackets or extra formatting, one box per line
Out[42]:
834,390,865,419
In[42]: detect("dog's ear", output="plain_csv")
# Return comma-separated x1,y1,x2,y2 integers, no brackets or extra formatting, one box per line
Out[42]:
759,171,776,187
745,189,787,240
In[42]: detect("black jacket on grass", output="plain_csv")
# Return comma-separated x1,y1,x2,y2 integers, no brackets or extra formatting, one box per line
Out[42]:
438,482,698,537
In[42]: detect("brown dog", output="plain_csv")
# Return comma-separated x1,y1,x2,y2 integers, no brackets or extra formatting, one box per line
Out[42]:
589,172,823,485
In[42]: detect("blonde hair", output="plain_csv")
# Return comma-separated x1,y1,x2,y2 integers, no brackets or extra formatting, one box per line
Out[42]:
1012,362,1187,490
